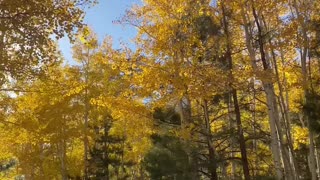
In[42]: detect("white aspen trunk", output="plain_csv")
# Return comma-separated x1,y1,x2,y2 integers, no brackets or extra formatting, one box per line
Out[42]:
174,48,199,179
291,1,317,179
228,95,236,180
278,45,299,179
59,140,68,180
264,86,286,180
251,78,258,177
308,125,317,180
315,145,320,178
83,47,91,179
177,97,200,180
265,44,296,180
241,6,284,179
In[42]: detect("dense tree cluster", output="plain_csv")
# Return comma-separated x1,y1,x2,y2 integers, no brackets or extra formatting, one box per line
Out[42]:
1,0,320,180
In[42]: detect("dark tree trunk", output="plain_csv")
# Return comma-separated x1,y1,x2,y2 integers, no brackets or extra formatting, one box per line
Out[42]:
221,2,251,179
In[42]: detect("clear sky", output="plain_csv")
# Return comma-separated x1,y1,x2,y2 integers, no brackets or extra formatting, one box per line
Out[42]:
58,0,140,64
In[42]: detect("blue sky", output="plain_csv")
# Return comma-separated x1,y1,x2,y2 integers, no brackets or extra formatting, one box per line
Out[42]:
58,0,140,64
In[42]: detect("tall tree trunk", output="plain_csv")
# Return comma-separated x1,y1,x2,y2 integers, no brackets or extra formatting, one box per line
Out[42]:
175,46,199,179
83,47,90,179
291,0,317,179
59,140,68,180
241,5,284,179
104,123,110,180
269,38,299,179
177,96,199,179
203,99,218,180
251,79,258,178
315,146,320,178
228,94,237,180
221,3,251,179
232,90,251,180
251,4,295,178
308,129,317,180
